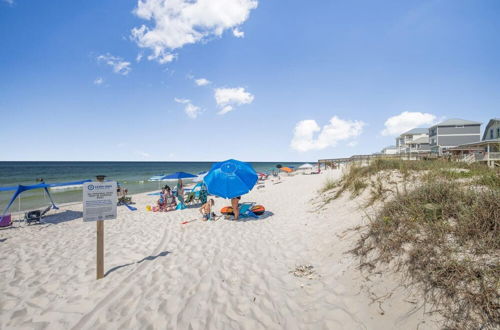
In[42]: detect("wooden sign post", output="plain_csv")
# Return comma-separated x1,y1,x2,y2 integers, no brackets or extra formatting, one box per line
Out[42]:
83,176,117,280
96,220,104,279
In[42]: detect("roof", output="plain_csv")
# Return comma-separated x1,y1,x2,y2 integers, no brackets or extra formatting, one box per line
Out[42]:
450,138,500,148
432,118,481,127
400,128,428,136
482,118,500,140
382,145,397,149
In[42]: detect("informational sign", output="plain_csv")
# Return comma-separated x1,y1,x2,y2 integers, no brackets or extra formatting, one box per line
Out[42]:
83,181,117,222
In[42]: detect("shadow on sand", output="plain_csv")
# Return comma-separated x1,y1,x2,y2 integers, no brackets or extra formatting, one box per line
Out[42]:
43,210,83,224
104,251,171,277
224,211,275,222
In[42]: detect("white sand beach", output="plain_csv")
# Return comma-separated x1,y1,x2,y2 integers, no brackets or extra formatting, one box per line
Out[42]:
0,169,440,329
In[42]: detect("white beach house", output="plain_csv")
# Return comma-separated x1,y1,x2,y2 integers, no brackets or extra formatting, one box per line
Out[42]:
396,128,430,154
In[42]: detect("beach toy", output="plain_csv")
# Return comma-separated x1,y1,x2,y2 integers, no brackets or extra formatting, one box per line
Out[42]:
221,205,265,216
221,206,234,215
251,205,265,215
146,205,151,211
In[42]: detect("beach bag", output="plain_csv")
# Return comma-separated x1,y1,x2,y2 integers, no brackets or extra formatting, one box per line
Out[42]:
0,214,12,227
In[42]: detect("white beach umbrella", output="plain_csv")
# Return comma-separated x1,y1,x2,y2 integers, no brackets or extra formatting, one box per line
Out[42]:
298,163,314,169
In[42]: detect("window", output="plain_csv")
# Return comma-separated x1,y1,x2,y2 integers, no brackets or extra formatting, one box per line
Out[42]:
497,128,500,138
491,129,494,139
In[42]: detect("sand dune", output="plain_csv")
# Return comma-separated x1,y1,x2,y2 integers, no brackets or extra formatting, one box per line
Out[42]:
0,169,440,329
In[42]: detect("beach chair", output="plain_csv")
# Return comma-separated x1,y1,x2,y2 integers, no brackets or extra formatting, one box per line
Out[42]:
117,186,132,205
0,214,12,228
184,193,195,204
24,205,51,225
184,183,205,205
192,183,207,204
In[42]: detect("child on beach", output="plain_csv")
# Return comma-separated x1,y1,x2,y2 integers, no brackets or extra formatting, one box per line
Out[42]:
199,199,215,221
164,186,176,211
157,188,167,211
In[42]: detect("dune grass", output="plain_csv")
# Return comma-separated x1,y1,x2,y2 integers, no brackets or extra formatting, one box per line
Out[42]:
354,182,500,329
323,159,499,203
322,159,500,328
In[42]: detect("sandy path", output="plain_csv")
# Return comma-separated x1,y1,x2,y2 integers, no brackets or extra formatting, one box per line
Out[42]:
0,170,439,329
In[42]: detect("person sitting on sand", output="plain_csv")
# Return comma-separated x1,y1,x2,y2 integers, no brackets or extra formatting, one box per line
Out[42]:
231,196,241,220
199,199,215,221
164,186,176,211
157,188,166,211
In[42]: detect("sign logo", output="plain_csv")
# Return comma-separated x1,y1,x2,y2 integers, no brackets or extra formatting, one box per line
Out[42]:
88,184,95,190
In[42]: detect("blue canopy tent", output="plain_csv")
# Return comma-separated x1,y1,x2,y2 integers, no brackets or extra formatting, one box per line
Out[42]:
0,179,91,216
160,172,197,180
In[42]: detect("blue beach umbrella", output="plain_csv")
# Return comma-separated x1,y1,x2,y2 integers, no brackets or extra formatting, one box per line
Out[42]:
203,159,258,199
161,172,197,180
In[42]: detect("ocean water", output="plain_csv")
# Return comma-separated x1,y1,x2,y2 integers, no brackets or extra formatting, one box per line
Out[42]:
0,161,305,213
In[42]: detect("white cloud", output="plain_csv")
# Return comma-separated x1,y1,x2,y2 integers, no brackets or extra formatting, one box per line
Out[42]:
214,87,254,115
174,97,189,104
136,53,143,62
347,141,358,147
97,53,131,75
233,28,244,38
131,0,258,64
175,98,202,119
93,77,104,85
194,78,211,86
381,111,437,136
3,0,14,5
290,116,365,152
185,103,202,119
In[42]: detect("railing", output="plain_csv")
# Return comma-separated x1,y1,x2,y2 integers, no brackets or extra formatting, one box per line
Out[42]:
460,154,475,163
318,153,436,165
473,152,500,161
319,149,499,167
489,152,500,160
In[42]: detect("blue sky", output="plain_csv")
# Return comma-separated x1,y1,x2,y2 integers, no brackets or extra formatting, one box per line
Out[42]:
1,0,499,161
